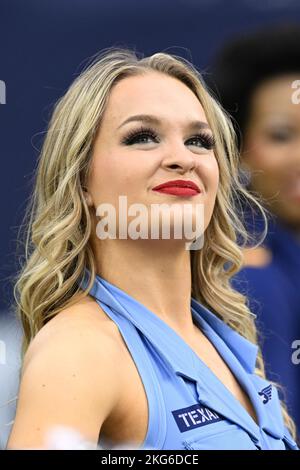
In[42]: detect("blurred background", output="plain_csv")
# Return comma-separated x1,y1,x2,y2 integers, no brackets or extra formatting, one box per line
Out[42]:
0,0,299,449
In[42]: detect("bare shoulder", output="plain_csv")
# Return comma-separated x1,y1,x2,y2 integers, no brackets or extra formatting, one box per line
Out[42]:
242,246,272,268
7,295,124,449
23,294,123,370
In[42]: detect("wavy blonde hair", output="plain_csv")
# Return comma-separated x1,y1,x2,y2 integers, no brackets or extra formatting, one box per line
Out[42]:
12,47,296,439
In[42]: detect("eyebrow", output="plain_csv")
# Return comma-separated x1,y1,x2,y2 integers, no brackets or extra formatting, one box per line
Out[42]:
117,114,211,131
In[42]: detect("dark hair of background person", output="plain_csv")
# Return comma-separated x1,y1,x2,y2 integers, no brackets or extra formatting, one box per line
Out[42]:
206,23,300,151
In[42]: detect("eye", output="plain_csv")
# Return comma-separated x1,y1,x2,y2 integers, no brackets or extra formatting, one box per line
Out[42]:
121,125,216,150
187,133,216,150
267,129,294,143
121,126,159,145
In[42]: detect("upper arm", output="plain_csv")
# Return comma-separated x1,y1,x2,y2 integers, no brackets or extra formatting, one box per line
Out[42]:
6,308,122,449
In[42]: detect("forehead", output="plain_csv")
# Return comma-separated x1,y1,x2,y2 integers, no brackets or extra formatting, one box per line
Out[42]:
251,74,300,117
102,72,208,128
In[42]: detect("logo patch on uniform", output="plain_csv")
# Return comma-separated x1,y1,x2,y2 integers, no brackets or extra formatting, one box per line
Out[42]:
258,384,272,404
172,404,223,433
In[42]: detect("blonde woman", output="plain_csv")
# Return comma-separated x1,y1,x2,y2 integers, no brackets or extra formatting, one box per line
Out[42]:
6,48,298,450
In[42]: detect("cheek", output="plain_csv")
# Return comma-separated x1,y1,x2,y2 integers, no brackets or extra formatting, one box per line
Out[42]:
243,134,288,175
200,158,219,222
203,156,219,196
90,153,139,197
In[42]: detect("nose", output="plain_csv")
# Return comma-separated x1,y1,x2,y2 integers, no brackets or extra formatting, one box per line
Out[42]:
161,142,196,175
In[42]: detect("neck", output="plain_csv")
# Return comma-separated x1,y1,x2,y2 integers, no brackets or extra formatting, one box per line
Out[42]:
91,236,195,336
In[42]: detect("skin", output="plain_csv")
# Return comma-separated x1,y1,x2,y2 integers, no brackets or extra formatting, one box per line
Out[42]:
241,74,300,233
84,71,219,338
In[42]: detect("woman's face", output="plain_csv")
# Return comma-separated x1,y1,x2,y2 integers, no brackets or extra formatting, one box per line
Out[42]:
87,72,219,243
241,74,300,228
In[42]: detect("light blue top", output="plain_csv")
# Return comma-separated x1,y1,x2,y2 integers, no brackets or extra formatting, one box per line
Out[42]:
79,268,299,450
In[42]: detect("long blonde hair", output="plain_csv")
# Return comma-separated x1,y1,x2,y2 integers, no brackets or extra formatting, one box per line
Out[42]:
12,47,296,438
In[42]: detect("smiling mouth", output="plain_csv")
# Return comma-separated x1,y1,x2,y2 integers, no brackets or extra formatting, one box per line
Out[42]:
152,179,201,197
152,186,201,197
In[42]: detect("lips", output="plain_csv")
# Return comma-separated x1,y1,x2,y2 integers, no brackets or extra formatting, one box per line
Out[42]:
282,172,300,202
152,179,201,197
285,177,300,201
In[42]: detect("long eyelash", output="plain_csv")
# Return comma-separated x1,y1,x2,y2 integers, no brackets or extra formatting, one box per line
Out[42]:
121,126,158,145
192,132,216,150
121,125,216,149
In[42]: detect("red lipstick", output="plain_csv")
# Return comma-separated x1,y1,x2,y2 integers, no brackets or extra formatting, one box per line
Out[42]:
152,179,201,197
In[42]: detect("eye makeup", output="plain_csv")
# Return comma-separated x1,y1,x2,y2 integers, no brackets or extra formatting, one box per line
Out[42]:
120,125,216,150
